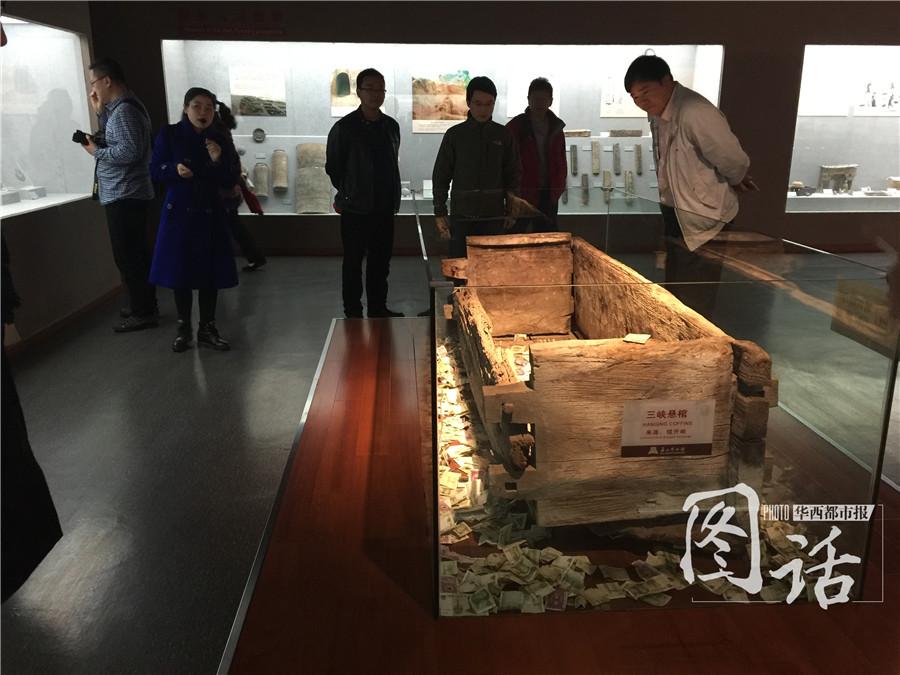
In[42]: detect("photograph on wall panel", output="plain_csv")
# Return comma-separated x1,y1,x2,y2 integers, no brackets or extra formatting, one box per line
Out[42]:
412,70,472,133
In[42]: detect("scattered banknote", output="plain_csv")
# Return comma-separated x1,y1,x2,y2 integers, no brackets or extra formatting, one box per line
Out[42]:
545,588,568,612
640,592,672,607
469,588,497,615
597,565,631,582
499,590,526,612
525,579,555,598
521,593,545,613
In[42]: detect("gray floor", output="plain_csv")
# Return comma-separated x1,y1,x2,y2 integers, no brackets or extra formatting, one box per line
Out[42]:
1,256,430,675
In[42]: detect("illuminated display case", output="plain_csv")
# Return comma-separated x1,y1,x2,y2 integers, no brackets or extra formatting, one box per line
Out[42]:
418,191,897,616
0,15,94,218
160,40,723,217
787,45,900,213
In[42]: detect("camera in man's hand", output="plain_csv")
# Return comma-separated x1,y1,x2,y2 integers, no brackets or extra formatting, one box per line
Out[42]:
72,129,106,146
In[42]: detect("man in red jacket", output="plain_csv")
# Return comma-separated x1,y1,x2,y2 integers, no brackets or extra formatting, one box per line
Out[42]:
506,78,567,232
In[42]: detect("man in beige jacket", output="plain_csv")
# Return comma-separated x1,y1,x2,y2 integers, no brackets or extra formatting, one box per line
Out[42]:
625,55,757,317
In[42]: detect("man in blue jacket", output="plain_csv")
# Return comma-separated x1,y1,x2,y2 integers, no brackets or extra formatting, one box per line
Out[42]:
326,68,404,319
82,57,158,332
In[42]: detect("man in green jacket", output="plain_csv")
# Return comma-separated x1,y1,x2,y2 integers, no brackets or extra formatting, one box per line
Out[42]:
432,76,520,258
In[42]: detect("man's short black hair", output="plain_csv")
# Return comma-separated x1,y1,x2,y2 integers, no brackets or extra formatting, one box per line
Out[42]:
528,77,553,97
624,55,671,92
89,57,127,85
356,68,384,91
466,76,497,103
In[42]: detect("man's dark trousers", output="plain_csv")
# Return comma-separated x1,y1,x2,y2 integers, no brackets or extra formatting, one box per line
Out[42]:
660,204,724,319
341,211,394,315
105,198,157,317
449,215,506,259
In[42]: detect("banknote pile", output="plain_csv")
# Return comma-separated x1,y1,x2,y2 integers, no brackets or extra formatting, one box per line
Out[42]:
436,340,489,523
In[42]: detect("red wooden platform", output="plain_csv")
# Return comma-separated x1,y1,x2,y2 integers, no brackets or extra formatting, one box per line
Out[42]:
224,318,898,675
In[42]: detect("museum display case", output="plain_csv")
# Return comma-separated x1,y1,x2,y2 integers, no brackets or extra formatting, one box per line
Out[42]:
0,15,95,218
423,192,897,616
787,45,900,213
160,40,723,216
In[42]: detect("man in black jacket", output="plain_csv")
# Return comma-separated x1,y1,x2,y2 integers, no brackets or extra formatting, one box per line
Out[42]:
432,76,519,258
326,68,404,318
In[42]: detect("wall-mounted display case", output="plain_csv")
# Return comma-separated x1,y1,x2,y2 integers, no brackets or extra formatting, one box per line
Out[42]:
160,40,723,216
787,45,900,213
421,192,897,616
0,15,94,218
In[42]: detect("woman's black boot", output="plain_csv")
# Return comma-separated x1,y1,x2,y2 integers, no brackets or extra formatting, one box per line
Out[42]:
197,321,230,351
172,320,193,353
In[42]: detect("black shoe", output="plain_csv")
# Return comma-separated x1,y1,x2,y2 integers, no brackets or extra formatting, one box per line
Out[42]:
120,305,160,319
113,314,159,333
172,321,193,353
367,307,405,318
197,321,230,351
243,259,267,272
344,310,364,319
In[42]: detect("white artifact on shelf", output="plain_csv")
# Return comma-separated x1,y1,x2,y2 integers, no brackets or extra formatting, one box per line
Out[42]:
296,143,326,169
253,163,270,197
20,186,47,200
602,170,612,204
590,141,601,175
1,188,21,205
294,143,332,214
613,143,622,175
271,149,289,193
634,144,643,175
581,173,589,206
624,170,634,205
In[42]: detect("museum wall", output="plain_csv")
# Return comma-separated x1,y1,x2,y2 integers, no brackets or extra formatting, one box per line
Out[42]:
3,1,899,345
2,1,122,345
84,1,900,254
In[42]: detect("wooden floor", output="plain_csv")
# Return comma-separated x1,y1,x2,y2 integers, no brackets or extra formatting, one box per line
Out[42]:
227,318,899,675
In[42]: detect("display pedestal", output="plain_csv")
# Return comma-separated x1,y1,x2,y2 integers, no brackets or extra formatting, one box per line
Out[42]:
220,318,895,674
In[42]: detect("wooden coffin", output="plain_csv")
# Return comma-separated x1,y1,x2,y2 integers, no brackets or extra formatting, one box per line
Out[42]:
445,233,777,527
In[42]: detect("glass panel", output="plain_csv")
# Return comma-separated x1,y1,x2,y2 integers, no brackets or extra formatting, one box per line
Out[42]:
0,16,94,217
787,45,900,213
161,40,722,216
431,228,895,616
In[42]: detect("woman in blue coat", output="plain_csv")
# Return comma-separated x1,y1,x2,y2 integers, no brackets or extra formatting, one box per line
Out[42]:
150,87,239,352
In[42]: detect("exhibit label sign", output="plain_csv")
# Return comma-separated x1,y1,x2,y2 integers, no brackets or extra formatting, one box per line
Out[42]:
620,398,715,457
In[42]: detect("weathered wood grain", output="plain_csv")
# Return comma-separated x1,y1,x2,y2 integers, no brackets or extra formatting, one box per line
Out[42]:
572,237,726,341
440,257,467,281
525,338,736,463
466,233,574,335
731,339,773,392
732,391,770,440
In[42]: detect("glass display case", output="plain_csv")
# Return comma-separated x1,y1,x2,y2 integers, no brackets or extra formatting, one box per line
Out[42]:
419,189,897,616
0,15,94,218
160,40,723,216
787,45,900,213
